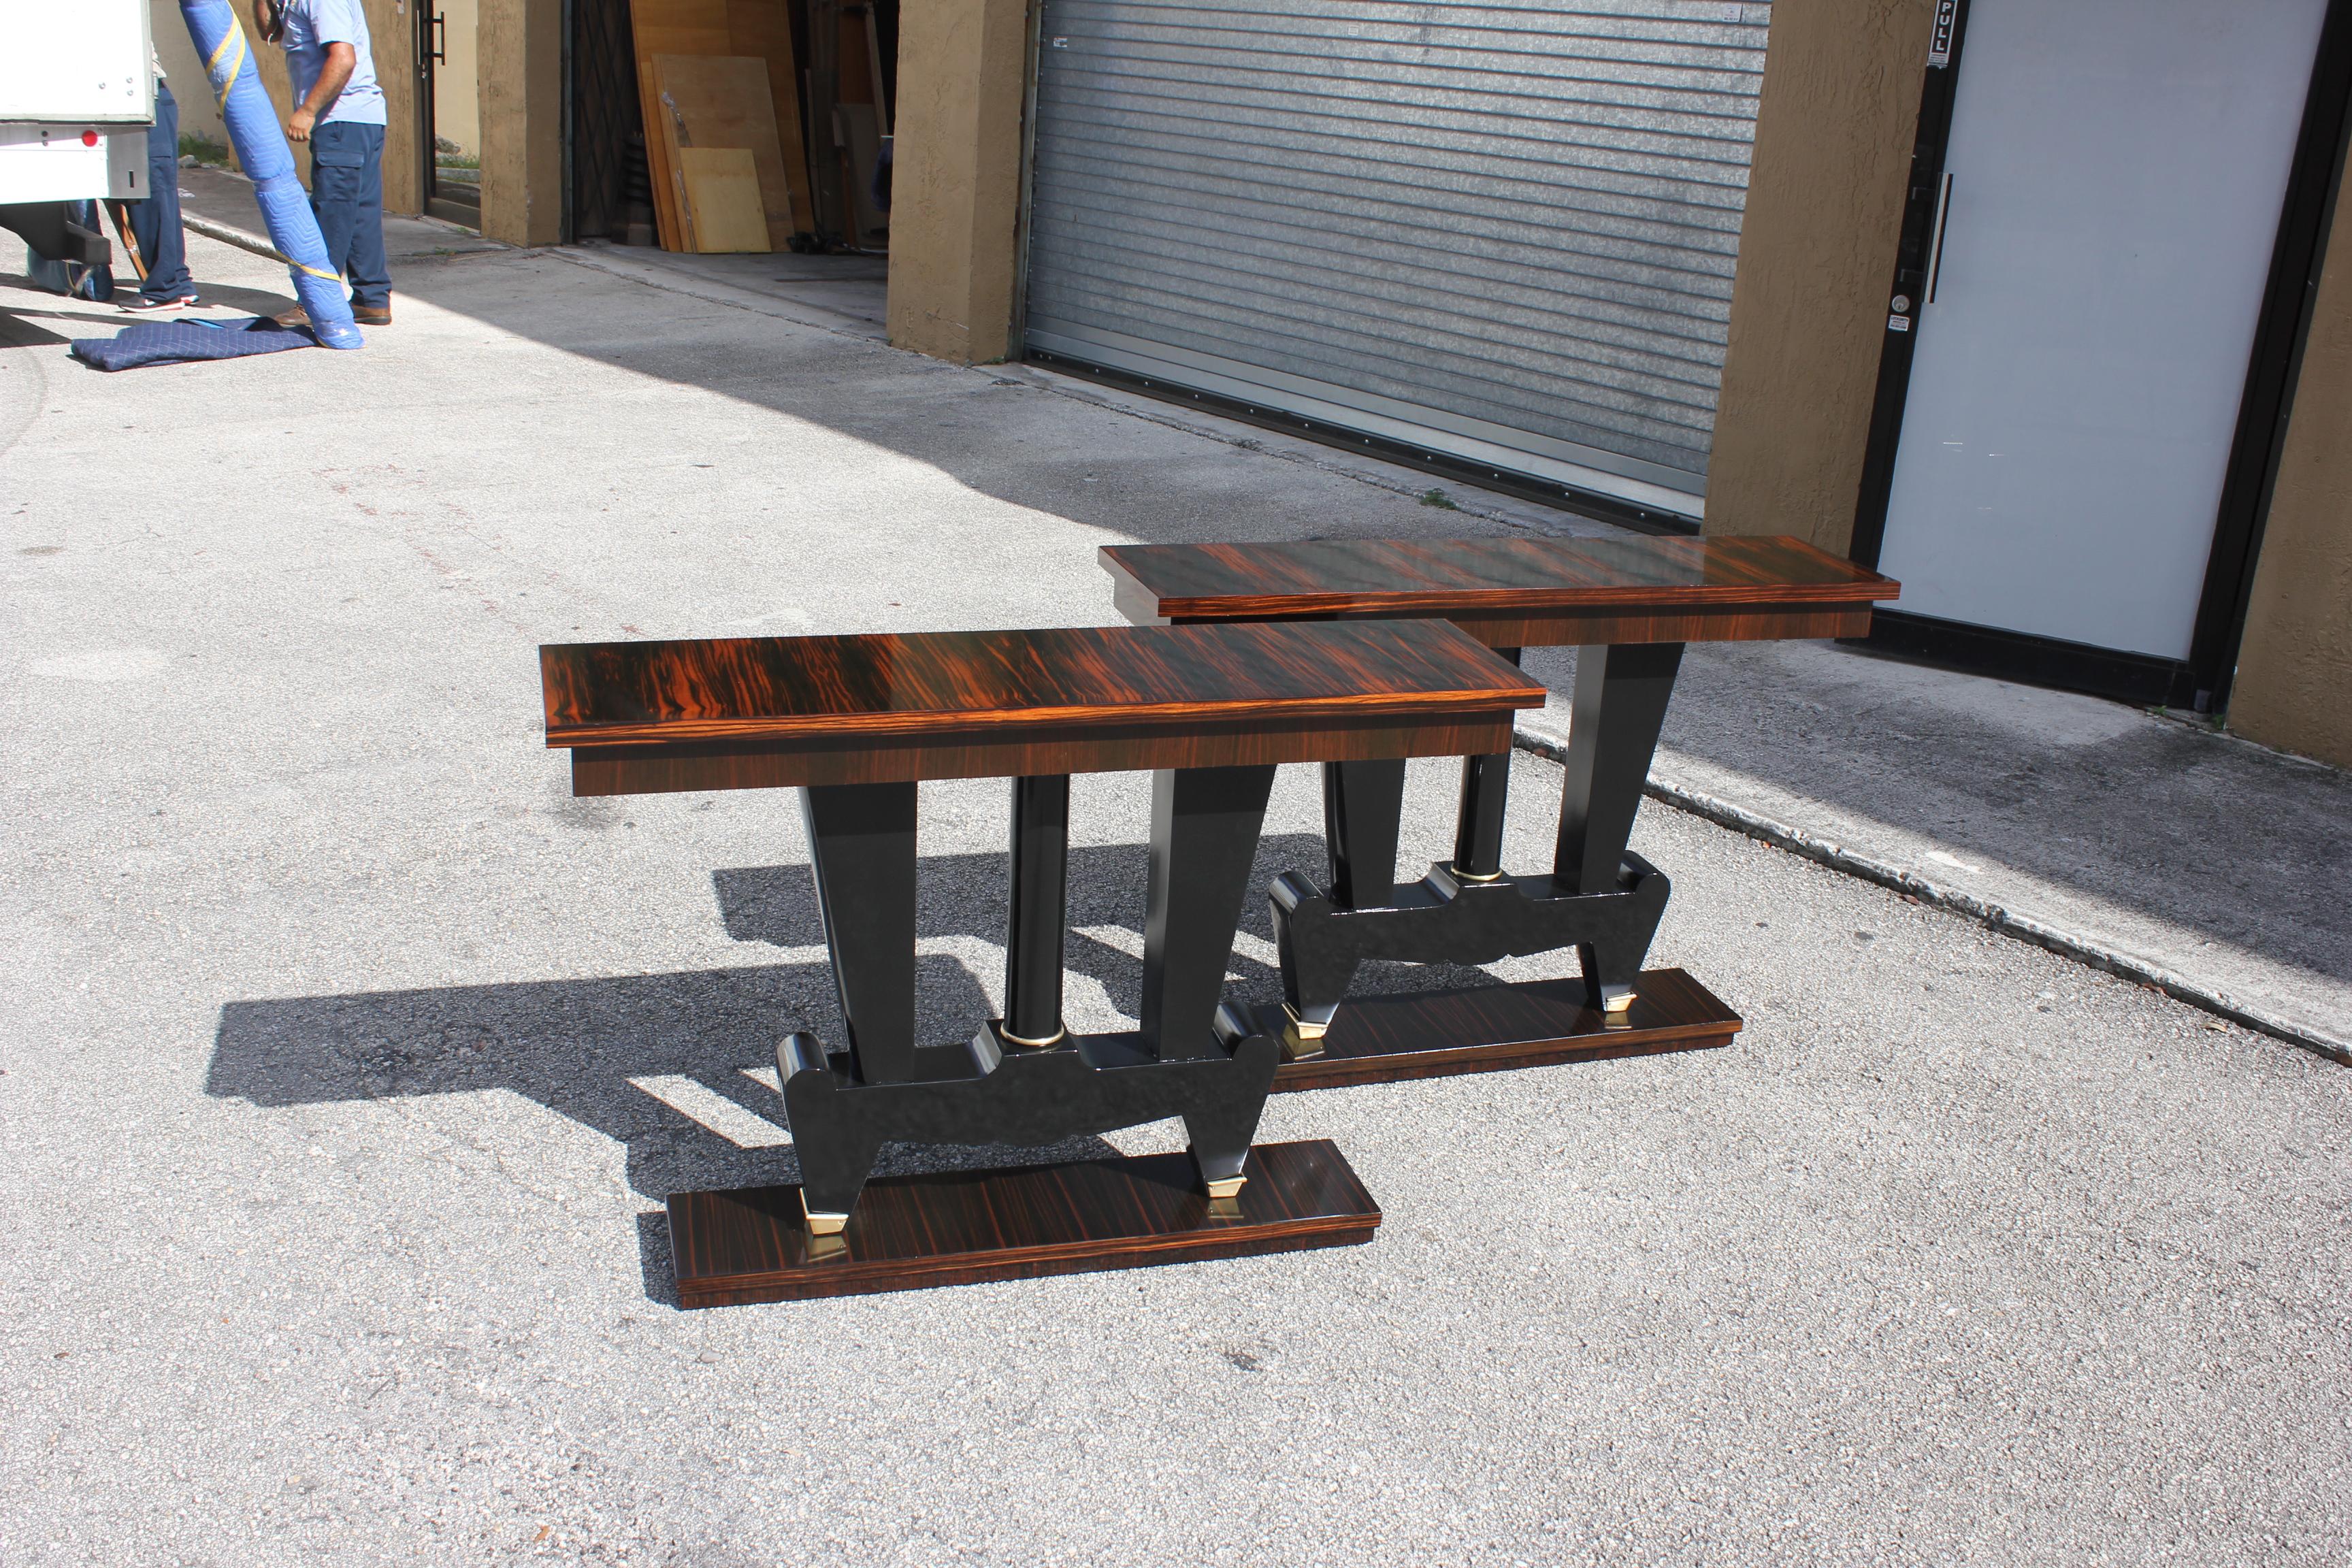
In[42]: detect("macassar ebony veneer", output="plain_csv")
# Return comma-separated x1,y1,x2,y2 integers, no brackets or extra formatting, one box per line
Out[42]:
545,620,1531,793
1103,534,1899,1085
666,1139,1379,1307
1099,532,1897,649
544,617,1539,1299
1262,968,1743,1093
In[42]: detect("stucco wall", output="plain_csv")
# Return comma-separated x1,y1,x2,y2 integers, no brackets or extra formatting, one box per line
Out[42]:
476,0,562,245
885,0,1030,363
2227,189,2352,769
433,0,481,158
150,0,233,152
370,0,421,214
1705,0,1934,551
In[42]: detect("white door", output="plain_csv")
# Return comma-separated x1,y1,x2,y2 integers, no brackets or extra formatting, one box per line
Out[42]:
1876,0,2326,659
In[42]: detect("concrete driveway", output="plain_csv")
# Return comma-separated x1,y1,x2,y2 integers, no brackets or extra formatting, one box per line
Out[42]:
2,233,2345,1566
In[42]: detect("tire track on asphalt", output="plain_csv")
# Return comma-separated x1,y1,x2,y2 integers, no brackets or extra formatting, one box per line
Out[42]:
0,308,54,465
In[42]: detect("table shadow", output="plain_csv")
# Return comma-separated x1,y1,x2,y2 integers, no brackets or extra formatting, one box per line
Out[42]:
209,832,1503,1305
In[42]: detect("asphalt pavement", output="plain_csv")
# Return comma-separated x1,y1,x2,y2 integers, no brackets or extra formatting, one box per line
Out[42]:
1,230,2346,1566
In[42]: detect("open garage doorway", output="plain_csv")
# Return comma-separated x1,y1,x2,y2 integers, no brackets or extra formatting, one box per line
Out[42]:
419,0,479,226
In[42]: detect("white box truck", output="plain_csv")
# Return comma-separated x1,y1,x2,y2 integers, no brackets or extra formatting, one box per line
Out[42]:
0,0,159,267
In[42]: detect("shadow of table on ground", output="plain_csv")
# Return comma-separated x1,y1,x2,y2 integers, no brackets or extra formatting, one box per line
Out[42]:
208,835,1499,1301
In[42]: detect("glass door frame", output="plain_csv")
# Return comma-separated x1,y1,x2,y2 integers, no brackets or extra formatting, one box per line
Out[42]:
1846,0,2352,711
418,1,480,227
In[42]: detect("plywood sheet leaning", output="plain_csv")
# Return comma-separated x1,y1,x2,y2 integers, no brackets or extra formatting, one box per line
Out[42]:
638,57,679,248
678,148,770,252
636,56,681,249
651,54,800,252
628,0,811,251
628,0,728,250
723,0,815,238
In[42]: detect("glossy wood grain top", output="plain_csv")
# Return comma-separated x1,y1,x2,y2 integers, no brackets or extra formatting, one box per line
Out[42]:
1100,534,1899,624
544,619,1542,750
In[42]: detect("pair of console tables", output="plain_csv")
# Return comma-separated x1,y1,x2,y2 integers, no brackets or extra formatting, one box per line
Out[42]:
539,534,1896,1305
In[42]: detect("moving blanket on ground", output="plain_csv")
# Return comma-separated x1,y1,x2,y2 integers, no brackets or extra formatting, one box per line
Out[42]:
71,316,318,372
180,0,362,350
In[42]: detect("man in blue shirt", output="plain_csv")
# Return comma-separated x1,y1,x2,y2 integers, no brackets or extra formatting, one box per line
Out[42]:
254,0,391,325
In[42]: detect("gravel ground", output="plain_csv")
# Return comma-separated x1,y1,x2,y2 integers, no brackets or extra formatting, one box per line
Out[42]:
1,239,2345,1566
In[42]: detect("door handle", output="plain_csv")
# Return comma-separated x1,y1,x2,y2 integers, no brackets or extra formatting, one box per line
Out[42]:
1925,171,1953,306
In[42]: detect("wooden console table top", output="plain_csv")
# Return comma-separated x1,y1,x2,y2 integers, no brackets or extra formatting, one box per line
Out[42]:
1100,534,1899,647
542,619,1543,794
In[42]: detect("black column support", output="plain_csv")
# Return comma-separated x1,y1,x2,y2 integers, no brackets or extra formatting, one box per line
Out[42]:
1452,647,1522,881
800,781,918,1085
780,767,1288,1230
1141,764,1277,1062
1002,774,1071,1047
1320,758,1406,910
1554,642,1684,895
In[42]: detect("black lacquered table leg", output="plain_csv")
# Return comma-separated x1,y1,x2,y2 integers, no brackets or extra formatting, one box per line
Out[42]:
1002,774,1071,1049
1552,642,1684,1009
800,781,918,1085
1321,758,1405,910
1451,647,1521,881
1139,765,1277,1196
1141,765,1277,1064
1284,755,1405,1058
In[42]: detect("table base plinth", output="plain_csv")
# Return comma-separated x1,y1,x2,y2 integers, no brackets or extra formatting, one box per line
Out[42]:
666,1139,1379,1307
1258,968,1741,1093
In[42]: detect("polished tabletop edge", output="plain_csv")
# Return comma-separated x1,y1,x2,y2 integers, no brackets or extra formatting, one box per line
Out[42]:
542,618,1544,750
1098,533,1901,617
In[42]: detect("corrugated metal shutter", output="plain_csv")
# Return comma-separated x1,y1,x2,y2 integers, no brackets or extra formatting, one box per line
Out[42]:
1021,0,1774,517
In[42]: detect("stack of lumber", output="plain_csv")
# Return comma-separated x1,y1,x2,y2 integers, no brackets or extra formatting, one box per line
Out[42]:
630,0,815,252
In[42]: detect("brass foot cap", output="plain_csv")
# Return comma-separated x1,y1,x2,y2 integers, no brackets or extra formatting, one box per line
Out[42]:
1281,1005,1329,1060
1603,990,1637,1013
800,1195,849,1237
1204,1175,1247,1200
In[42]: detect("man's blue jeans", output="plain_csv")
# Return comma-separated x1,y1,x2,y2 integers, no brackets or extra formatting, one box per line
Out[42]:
129,80,195,302
308,120,389,309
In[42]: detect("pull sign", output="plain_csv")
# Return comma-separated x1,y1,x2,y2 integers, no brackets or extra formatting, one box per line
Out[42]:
1928,0,1957,66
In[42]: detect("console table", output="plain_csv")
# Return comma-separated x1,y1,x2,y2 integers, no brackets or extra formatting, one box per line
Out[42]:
1100,534,1899,1089
541,619,1541,1303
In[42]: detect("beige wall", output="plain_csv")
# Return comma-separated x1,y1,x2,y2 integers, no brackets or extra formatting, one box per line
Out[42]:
476,0,563,245
372,0,422,214
2225,193,2352,768
1704,0,1934,551
886,0,1030,363
434,0,481,157
151,0,233,152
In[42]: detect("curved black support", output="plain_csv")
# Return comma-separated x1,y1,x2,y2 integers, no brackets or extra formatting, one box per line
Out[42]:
1142,764,1277,1060
1273,855,1672,1034
781,762,1283,1230
1321,757,1406,910
1555,643,1683,894
800,782,918,1083
779,1028,1281,1218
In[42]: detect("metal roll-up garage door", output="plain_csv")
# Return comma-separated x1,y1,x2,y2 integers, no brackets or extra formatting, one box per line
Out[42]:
1021,0,1773,520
